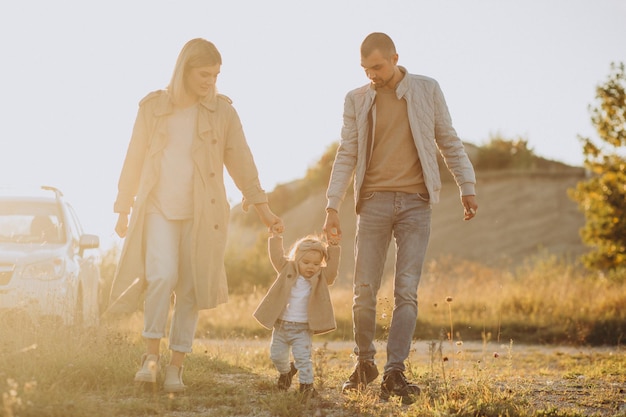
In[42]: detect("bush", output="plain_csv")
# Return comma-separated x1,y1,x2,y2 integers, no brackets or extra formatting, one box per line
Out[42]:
474,135,537,171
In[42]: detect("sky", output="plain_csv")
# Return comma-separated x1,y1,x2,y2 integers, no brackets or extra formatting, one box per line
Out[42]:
1,0,625,250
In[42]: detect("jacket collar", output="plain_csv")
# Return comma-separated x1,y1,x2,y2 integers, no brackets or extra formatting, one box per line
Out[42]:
394,66,409,98
152,90,218,117
199,94,219,112
368,65,409,100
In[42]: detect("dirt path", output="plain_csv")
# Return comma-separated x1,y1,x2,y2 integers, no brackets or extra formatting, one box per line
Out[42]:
194,338,626,417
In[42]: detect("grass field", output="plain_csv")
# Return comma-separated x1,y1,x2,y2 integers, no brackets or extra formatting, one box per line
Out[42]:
1,256,625,416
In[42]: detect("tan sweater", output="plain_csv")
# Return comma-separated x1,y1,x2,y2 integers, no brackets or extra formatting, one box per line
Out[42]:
361,88,428,195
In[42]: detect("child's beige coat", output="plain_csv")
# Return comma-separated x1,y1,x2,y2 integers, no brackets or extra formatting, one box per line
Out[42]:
253,236,340,335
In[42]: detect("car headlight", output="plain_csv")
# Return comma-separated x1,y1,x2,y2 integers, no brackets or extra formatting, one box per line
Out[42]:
21,258,66,281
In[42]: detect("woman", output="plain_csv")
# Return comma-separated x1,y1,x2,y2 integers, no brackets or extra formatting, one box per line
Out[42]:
109,38,283,393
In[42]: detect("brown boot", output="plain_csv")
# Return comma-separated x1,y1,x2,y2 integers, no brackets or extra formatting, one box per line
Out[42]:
341,360,379,393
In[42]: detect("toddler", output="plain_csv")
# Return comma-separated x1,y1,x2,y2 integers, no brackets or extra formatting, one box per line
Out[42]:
254,232,340,397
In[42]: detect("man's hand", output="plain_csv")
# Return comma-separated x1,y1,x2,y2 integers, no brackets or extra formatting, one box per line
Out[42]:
462,195,478,221
323,209,342,245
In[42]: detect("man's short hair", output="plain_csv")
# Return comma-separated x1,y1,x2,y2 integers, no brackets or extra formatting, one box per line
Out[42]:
361,32,397,58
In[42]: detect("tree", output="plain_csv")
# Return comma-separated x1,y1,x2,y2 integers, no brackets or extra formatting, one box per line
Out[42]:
569,62,626,274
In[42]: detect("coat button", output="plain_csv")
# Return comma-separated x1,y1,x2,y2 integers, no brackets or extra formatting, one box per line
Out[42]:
214,224,219,230
212,139,218,144
210,172,215,177
211,198,216,204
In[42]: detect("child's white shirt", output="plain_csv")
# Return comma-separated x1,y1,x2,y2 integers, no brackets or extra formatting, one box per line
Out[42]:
280,275,311,323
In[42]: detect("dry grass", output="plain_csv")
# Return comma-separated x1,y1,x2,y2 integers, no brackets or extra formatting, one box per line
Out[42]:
202,254,626,346
1,256,625,417
1,325,624,417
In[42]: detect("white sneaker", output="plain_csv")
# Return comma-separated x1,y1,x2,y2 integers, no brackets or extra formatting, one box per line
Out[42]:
134,354,160,383
163,365,186,393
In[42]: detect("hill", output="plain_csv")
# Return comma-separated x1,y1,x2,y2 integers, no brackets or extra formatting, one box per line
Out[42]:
227,163,588,283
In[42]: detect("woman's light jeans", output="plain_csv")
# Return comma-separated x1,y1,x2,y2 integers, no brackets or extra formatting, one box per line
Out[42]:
353,191,431,374
270,320,314,384
143,212,198,353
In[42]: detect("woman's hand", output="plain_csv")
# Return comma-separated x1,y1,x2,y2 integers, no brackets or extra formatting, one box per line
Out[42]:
115,213,129,238
269,217,284,235
254,203,284,234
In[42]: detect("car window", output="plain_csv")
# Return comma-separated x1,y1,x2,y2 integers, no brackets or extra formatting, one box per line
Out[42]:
66,203,83,244
0,201,65,244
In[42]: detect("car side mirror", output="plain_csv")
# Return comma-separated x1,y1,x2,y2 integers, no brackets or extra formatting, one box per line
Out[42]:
79,234,100,256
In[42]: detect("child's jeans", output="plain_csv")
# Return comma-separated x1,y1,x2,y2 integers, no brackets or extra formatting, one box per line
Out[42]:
270,320,314,384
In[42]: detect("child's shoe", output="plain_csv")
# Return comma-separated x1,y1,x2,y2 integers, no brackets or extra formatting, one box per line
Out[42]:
299,383,318,401
163,365,186,393
134,354,160,383
277,362,298,390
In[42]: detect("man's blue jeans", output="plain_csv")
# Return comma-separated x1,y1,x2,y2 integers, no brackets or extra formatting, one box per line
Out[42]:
353,191,431,374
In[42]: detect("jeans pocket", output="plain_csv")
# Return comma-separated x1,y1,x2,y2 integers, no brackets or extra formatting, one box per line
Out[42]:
361,192,376,201
356,192,377,214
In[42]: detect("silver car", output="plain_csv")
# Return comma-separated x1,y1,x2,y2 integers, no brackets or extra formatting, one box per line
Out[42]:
0,186,100,326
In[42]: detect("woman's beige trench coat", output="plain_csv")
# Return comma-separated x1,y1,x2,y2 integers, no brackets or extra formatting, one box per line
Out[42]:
107,90,268,314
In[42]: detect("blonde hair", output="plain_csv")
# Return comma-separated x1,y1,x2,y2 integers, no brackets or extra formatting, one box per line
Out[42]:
167,38,222,105
288,234,328,266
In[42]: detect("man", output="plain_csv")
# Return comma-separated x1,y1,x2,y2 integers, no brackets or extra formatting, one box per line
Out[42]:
323,32,477,404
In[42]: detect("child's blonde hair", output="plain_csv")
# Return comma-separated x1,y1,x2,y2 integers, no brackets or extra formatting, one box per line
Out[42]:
288,234,328,266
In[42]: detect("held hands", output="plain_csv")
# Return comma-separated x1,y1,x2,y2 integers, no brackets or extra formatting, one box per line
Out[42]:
253,203,284,236
323,209,342,246
462,195,478,221
269,218,284,237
